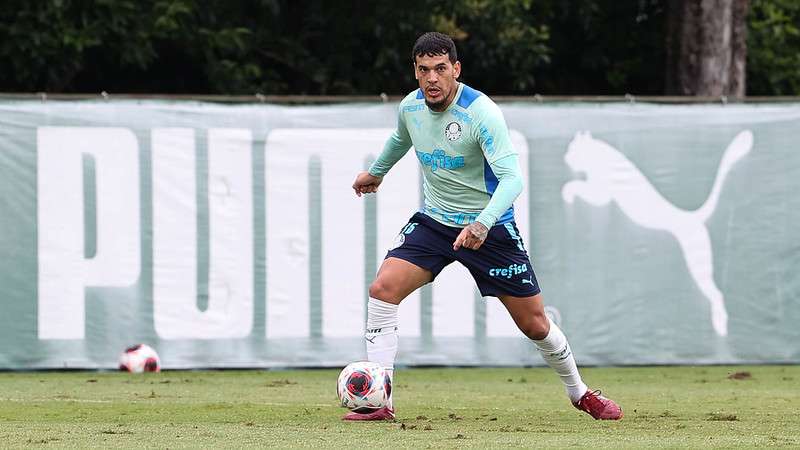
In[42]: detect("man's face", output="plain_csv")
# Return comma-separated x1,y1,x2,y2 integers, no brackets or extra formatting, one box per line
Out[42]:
414,53,461,112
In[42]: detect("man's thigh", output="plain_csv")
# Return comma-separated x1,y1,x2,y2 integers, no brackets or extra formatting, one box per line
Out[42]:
372,257,434,304
456,221,541,298
384,212,455,279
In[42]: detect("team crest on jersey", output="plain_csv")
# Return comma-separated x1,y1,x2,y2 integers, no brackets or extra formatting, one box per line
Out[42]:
445,121,462,141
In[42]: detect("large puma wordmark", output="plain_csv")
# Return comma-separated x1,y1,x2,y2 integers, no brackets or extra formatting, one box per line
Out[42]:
562,131,753,336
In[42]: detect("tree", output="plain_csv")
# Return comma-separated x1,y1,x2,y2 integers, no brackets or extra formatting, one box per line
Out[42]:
746,0,800,95
535,0,667,95
3,0,797,96
665,0,750,97
0,0,259,94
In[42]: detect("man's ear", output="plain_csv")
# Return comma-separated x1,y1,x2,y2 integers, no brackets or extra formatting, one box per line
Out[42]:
453,61,461,79
413,62,419,80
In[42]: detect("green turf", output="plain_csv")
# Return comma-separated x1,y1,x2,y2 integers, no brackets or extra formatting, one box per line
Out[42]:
0,365,798,448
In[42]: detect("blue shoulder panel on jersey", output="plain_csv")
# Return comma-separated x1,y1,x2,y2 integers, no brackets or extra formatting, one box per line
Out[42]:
457,84,482,109
483,158,499,194
483,157,515,224
416,89,424,99
496,206,515,224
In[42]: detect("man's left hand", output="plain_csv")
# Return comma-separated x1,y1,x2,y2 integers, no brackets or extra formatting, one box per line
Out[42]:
453,222,489,251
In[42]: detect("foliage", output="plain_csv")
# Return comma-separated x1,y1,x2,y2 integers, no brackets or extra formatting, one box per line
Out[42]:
747,0,800,95
534,0,667,95
0,0,549,95
0,0,262,93
428,0,551,94
0,0,797,95
0,0,158,92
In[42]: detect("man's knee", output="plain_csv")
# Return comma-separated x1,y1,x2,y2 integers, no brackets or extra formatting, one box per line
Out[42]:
368,279,403,304
518,310,550,340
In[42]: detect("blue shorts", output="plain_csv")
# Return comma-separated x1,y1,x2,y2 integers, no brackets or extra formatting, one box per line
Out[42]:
386,212,540,298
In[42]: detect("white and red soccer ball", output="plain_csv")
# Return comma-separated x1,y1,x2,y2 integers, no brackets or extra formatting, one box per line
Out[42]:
118,344,161,373
337,361,391,413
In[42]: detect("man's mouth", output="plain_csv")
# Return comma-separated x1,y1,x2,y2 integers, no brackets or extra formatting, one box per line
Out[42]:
426,87,441,97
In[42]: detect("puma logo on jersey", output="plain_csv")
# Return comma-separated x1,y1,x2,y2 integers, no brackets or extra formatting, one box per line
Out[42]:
562,130,753,337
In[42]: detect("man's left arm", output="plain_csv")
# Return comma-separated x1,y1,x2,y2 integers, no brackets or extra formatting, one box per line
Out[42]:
475,154,523,229
453,102,523,251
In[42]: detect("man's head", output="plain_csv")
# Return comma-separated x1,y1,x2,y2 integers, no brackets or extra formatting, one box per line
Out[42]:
412,32,461,112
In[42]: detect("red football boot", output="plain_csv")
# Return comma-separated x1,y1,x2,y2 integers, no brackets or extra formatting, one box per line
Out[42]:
573,389,623,420
342,407,395,421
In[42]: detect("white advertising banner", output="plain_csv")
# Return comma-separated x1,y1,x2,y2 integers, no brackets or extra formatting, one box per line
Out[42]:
0,99,798,368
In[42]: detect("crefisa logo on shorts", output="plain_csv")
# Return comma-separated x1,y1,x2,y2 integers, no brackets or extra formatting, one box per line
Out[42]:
445,121,462,141
488,264,528,279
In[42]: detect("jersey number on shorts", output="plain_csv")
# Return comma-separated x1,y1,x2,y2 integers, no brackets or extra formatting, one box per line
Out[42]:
402,222,418,235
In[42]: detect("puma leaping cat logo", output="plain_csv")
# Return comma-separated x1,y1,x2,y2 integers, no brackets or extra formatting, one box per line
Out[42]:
562,130,753,337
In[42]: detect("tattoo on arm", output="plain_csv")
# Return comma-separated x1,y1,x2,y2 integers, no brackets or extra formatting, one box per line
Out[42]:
469,222,488,241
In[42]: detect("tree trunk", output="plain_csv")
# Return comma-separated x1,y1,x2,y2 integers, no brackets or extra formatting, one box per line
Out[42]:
665,0,749,97
728,0,749,97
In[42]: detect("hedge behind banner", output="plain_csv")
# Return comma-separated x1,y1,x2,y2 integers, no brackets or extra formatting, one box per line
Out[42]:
0,100,798,369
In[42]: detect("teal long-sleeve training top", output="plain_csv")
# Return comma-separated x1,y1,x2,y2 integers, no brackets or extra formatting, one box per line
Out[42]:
369,82,523,229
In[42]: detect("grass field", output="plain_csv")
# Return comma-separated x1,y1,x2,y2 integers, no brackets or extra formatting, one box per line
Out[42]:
1,365,798,448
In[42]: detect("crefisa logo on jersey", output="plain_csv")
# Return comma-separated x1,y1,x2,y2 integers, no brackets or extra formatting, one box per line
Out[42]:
445,121,462,141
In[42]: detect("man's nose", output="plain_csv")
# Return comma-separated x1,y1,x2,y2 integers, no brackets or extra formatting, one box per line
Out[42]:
427,72,439,83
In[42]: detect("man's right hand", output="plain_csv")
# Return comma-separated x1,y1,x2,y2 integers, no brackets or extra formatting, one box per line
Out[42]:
352,171,384,197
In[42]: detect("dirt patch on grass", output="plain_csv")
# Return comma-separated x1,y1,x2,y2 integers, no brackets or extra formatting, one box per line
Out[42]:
727,371,752,380
707,413,738,421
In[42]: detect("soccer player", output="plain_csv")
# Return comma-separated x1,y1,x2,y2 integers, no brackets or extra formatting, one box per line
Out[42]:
347,32,622,421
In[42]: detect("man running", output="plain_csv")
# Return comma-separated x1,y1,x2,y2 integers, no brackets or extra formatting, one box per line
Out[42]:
348,32,622,421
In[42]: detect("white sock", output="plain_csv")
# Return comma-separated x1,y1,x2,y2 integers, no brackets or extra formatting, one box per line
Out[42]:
365,297,399,408
532,317,588,404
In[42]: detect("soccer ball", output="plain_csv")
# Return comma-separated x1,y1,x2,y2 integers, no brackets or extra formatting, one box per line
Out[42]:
337,361,391,413
118,344,161,373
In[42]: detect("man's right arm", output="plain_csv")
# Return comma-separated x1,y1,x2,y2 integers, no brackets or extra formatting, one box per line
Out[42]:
368,108,413,177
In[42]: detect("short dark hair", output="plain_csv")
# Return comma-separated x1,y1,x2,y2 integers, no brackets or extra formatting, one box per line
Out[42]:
412,32,457,64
